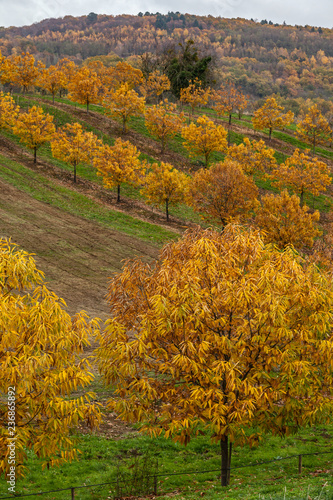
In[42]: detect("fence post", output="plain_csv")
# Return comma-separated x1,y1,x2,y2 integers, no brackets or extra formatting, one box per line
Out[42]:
298,455,302,474
71,486,75,499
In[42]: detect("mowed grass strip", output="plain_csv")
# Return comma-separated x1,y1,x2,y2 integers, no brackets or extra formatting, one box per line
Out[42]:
1,425,332,500
0,154,178,245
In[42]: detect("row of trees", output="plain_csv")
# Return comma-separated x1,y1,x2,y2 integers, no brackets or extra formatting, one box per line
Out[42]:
1,91,331,249
1,51,333,154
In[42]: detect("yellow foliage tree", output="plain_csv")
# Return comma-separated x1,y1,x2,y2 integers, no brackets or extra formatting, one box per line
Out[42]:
255,190,321,249
13,106,55,163
51,122,99,183
141,162,188,220
140,71,171,101
0,239,101,477
186,160,259,227
0,52,15,90
103,83,145,133
145,99,185,153
37,65,66,103
182,115,228,168
296,105,332,152
11,52,41,93
271,148,331,206
67,66,100,112
252,97,294,140
105,61,143,91
226,137,277,175
96,225,333,487
212,82,248,125
93,138,143,202
180,80,211,118
0,92,19,130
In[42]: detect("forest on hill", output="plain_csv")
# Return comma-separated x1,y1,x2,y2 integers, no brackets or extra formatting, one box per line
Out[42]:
0,12,333,102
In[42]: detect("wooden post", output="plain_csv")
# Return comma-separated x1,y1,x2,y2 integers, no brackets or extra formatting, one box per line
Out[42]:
71,487,75,499
298,455,302,474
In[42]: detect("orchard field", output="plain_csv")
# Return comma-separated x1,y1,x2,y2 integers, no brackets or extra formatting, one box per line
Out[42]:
1,26,333,500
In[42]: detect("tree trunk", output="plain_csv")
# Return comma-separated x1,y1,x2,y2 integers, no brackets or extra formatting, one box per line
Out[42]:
166,198,169,221
220,436,230,486
300,188,304,207
34,147,37,164
117,184,121,203
269,127,272,140
229,113,232,126
86,99,89,113
74,162,77,183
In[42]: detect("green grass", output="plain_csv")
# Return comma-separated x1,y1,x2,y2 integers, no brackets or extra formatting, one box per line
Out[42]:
1,424,332,499
0,154,178,245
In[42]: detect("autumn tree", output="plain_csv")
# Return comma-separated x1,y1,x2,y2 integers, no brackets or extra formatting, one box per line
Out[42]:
0,239,101,477
186,160,259,227
141,162,188,220
180,80,211,118
0,92,19,130
105,61,143,91
13,106,55,163
145,99,185,153
226,138,277,176
252,97,294,140
96,225,333,487
11,52,42,93
0,52,15,91
271,148,331,206
93,138,143,202
103,83,145,133
212,82,248,125
182,115,228,168
255,190,321,249
51,122,99,183
296,105,332,152
67,66,100,112
140,71,170,102
37,65,66,103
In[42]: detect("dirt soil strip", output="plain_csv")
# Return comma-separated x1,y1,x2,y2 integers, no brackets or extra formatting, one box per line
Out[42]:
0,178,158,319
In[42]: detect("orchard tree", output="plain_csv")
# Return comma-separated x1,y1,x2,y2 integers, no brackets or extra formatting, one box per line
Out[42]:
140,71,170,102
182,115,228,168
11,52,42,93
255,190,321,249
252,97,294,140
296,105,332,153
141,162,188,220
180,80,211,118
0,239,101,477
93,138,143,202
67,66,100,112
0,92,19,130
51,122,99,183
37,65,66,103
105,61,143,91
103,83,145,133
0,52,15,91
96,225,333,487
186,160,259,227
145,99,185,153
226,137,277,176
271,148,331,206
212,82,248,125
13,106,55,163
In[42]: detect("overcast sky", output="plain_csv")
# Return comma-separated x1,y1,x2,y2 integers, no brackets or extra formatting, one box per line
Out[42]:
0,0,332,29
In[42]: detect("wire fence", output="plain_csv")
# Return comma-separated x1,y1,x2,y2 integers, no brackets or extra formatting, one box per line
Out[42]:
0,449,332,499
